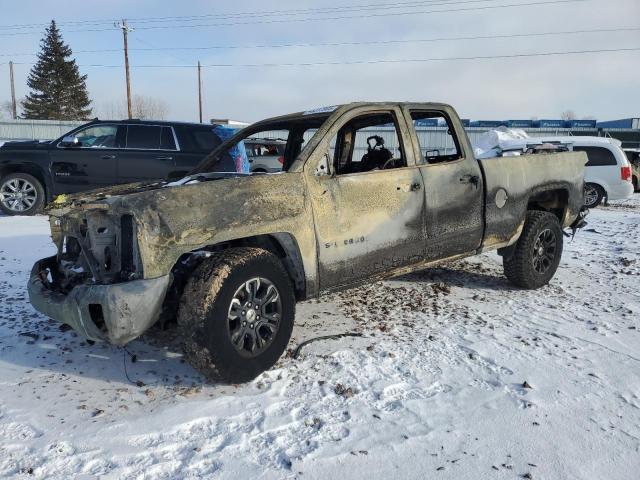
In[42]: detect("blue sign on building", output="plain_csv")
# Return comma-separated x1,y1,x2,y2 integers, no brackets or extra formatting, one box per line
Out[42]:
470,120,507,128
596,118,639,129
538,119,564,128
565,120,597,128
507,120,532,128
414,118,440,127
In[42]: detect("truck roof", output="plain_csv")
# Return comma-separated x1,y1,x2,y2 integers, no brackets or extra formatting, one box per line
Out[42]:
251,102,456,126
83,119,224,128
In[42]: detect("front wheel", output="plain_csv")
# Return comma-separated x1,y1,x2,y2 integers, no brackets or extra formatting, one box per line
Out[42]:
503,211,563,289
177,247,295,383
0,173,45,216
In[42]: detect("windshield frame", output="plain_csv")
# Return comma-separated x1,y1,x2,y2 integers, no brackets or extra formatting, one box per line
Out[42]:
189,110,338,175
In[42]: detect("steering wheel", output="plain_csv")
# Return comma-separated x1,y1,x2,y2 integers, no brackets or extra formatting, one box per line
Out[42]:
382,158,398,170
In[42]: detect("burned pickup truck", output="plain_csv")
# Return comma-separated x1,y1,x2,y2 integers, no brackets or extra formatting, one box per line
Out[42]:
28,103,587,383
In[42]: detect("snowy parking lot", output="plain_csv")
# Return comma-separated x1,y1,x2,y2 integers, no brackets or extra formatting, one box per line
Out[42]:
1,197,639,479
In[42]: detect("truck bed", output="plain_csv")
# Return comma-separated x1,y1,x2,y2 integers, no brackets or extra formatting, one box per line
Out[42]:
478,151,587,250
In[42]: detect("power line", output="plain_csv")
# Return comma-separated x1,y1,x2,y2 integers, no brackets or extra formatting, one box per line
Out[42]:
0,0,588,36
0,0,560,31
105,0,529,24
120,0,508,23
0,0,464,29
101,0,595,33
4,46,638,68
1,26,637,57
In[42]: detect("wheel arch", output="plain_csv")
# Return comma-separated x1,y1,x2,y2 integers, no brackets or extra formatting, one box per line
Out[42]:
158,232,306,328
526,187,569,223
497,187,569,257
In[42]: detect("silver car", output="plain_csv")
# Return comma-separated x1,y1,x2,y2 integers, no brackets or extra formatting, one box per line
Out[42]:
245,138,286,173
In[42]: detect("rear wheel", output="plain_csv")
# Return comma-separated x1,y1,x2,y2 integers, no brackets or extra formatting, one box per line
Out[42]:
583,183,604,208
503,211,563,289
177,247,295,383
0,173,45,216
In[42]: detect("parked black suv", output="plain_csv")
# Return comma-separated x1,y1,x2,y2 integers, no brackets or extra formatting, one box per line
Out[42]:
0,120,234,215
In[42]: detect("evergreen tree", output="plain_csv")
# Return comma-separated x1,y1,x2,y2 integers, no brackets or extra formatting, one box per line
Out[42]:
22,20,92,120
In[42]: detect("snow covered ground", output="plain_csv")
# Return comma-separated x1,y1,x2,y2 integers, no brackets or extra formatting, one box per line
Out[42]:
1,197,639,479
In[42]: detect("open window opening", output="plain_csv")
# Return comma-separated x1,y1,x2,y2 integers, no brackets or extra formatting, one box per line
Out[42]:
194,113,331,174
411,111,463,165
333,112,406,175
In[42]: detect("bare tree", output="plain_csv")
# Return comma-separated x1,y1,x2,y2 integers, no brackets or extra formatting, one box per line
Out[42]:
98,100,123,120
560,110,577,121
99,95,169,120
131,95,168,120
1,100,15,119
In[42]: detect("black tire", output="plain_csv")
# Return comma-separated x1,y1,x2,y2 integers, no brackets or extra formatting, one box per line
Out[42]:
583,183,604,208
503,211,563,289
177,247,295,383
0,172,45,216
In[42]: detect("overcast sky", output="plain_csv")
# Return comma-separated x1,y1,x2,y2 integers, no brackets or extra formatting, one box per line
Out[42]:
0,0,638,123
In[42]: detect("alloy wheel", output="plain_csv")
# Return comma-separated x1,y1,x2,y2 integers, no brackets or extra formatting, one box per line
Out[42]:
583,185,598,207
532,228,557,274
0,178,38,213
227,277,282,358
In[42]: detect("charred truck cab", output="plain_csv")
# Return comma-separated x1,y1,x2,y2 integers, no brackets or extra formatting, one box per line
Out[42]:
28,102,588,383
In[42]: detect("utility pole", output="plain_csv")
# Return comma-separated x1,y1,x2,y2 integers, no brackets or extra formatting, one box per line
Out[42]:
115,19,134,119
9,61,17,119
197,61,203,123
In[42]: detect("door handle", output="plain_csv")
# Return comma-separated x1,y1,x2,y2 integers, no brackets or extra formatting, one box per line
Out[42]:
101,154,116,160
399,182,422,192
156,156,173,161
460,174,479,188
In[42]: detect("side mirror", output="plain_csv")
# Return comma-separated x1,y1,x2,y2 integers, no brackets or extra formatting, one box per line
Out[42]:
315,153,330,177
60,135,80,147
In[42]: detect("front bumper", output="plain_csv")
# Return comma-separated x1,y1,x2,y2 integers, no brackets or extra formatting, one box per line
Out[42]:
28,256,171,345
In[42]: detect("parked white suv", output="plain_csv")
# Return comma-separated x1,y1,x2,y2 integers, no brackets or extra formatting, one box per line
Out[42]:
244,138,286,173
536,136,634,207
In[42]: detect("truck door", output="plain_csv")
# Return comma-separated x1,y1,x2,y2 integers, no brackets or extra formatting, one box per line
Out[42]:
305,107,426,291
49,124,122,194
403,107,484,260
117,125,179,182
